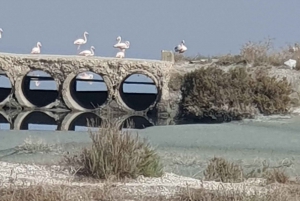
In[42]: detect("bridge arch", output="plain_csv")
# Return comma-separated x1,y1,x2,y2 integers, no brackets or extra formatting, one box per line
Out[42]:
62,70,112,111
15,70,59,109
116,70,161,112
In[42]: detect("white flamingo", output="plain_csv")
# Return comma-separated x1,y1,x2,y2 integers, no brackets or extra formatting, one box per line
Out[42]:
0,28,3,39
77,72,93,85
31,42,42,54
116,49,125,58
78,46,95,56
113,36,130,50
174,40,187,53
74,31,89,50
31,73,40,87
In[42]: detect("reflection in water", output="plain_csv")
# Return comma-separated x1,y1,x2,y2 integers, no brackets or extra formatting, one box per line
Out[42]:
0,112,11,130
0,110,158,132
121,116,154,129
67,112,102,131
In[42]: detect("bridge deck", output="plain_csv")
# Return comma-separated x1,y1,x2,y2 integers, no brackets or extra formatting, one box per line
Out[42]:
0,52,170,64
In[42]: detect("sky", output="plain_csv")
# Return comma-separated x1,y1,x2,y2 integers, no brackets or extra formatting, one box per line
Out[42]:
1,1,300,92
1,1,300,60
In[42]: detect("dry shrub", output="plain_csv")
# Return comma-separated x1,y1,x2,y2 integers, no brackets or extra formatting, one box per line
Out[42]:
215,54,247,66
64,122,163,180
240,38,293,67
179,186,300,201
203,157,244,183
180,66,292,119
264,168,289,184
251,76,292,115
169,71,184,91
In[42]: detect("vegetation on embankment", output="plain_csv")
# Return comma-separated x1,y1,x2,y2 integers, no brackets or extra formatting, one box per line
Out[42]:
170,39,297,122
177,67,292,121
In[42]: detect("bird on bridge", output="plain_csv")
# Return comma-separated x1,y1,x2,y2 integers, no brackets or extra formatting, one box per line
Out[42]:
174,40,187,53
74,31,89,50
0,28,3,39
77,72,93,85
116,49,125,58
113,36,130,50
78,46,95,57
31,42,42,54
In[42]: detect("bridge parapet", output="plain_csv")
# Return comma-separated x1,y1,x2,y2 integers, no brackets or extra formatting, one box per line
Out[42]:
0,52,173,113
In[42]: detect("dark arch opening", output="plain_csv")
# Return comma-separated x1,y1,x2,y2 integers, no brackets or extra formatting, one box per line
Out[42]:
20,111,57,131
0,113,11,130
22,70,59,107
121,116,154,129
0,73,12,103
119,74,158,111
70,72,108,109
68,112,102,131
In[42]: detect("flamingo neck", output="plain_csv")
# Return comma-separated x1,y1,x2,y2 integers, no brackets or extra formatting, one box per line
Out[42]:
84,33,87,42
90,48,94,55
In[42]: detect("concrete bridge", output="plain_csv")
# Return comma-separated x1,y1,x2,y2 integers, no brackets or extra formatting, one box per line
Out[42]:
0,52,174,114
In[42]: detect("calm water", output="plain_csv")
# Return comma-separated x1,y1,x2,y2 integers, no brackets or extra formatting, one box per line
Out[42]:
0,110,160,131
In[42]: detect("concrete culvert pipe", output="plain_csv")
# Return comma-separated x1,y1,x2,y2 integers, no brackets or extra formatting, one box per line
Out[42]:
118,73,159,112
15,70,59,109
63,71,110,111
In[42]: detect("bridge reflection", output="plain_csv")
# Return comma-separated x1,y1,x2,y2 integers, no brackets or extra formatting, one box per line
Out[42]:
0,110,164,131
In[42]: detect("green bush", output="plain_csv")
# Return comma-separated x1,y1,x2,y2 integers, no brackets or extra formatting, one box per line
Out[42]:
64,123,163,180
179,66,292,119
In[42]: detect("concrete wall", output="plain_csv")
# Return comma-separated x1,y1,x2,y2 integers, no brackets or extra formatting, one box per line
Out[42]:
0,52,173,114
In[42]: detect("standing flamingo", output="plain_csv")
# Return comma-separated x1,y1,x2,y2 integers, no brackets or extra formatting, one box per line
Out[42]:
77,72,93,85
0,28,3,39
174,40,187,53
113,36,130,50
78,46,95,57
74,31,89,50
31,42,42,54
116,49,125,58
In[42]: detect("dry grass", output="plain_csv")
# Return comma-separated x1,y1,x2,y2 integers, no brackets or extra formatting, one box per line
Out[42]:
179,185,300,201
203,157,291,185
63,122,163,180
204,157,244,183
15,136,60,154
2,182,300,201
177,38,300,69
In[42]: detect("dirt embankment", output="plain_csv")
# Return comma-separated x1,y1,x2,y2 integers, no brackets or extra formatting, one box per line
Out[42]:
168,61,300,122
